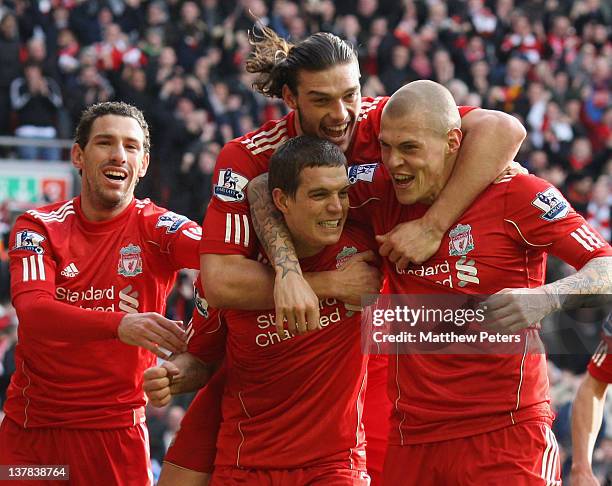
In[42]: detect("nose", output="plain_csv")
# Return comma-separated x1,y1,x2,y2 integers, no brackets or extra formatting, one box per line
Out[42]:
330,99,349,122
384,148,403,171
327,194,343,213
109,143,127,163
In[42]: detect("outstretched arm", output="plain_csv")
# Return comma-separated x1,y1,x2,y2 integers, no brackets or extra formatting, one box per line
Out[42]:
570,373,608,486
378,109,526,267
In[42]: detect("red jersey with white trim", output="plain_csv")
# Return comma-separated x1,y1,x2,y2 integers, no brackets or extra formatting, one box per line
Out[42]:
6,197,201,429
350,170,612,444
588,315,612,384
192,223,376,470
199,96,391,257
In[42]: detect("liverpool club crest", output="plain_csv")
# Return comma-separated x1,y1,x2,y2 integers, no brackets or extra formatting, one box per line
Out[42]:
336,246,358,268
449,224,474,256
118,244,143,277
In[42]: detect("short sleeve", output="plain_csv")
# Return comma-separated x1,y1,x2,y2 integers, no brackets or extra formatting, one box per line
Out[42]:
187,277,227,363
199,142,261,257
9,213,56,299
503,175,612,270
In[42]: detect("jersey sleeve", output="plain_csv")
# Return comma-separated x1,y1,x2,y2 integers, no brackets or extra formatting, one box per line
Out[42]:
187,277,227,363
9,213,124,342
143,205,202,270
503,175,612,269
199,142,261,257
587,316,612,383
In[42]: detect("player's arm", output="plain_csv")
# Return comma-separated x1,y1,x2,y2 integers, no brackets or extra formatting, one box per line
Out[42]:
143,352,218,407
570,372,608,486
485,176,612,332
146,208,203,270
377,107,526,268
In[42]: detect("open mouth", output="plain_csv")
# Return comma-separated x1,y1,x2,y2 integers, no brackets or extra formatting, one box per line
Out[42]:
393,174,415,188
321,122,350,141
318,219,342,229
103,169,128,182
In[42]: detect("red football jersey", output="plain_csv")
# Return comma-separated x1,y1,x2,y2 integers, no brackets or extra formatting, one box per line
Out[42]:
192,223,376,470
6,197,201,428
350,170,612,444
588,315,612,384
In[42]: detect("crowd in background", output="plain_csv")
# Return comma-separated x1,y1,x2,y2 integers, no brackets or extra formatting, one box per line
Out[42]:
0,0,610,482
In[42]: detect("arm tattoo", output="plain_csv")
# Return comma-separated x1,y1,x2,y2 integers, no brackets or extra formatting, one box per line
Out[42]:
248,174,302,278
545,257,612,311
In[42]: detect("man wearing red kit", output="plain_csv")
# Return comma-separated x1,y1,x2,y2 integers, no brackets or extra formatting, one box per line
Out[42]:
349,81,612,485
148,136,381,485
199,26,524,486
0,102,201,485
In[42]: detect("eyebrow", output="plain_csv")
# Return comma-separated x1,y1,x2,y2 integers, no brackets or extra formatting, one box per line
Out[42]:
92,134,142,145
306,87,359,97
308,183,351,194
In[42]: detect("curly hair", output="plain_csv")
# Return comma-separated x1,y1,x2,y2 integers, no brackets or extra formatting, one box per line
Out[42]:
246,25,357,98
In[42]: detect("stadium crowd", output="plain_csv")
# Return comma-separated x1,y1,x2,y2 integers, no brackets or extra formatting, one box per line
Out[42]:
0,0,610,483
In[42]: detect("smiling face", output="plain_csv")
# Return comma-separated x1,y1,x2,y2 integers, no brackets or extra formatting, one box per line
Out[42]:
274,165,350,257
379,113,462,206
282,61,361,153
72,114,149,220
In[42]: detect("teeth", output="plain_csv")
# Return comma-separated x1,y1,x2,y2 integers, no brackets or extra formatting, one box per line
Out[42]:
104,170,126,179
322,123,348,136
394,175,413,182
319,220,340,228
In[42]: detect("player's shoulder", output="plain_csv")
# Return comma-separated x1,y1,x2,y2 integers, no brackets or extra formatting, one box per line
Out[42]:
21,198,77,228
135,198,198,233
501,174,570,214
228,112,293,160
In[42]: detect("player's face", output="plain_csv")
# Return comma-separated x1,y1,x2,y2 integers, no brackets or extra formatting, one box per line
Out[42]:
72,115,149,215
379,114,453,205
283,166,350,256
283,61,361,153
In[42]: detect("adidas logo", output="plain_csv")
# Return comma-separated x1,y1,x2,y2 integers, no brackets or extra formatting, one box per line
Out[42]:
60,263,79,278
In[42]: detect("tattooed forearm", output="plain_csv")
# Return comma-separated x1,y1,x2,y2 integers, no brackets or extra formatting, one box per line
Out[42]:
543,257,612,311
248,174,302,278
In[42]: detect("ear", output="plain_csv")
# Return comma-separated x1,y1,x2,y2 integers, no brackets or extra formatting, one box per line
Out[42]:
271,187,290,215
282,84,297,111
71,143,84,171
138,152,150,178
446,128,462,154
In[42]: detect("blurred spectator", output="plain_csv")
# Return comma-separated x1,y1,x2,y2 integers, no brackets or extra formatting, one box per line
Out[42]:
9,61,63,160
0,13,21,138
587,175,611,242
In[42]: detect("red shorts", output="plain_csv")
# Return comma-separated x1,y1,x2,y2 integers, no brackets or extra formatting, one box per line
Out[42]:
363,355,391,486
0,417,152,486
211,464,370,485
383,420,561,486
163,369,225,473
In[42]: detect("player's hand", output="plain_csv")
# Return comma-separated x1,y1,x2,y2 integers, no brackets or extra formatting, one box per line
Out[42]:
481,288,558,333
143,361,180,407
274,271,321,338
569,466,600,486
376,218,444,268
118,312,188,358
334,250,383,305
494,160,528,182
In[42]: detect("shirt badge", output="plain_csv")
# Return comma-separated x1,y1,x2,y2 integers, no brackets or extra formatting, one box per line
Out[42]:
336,246,358,268
449,224,475,256
14,230,45,254
213,168,248,202
118,244,143,277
